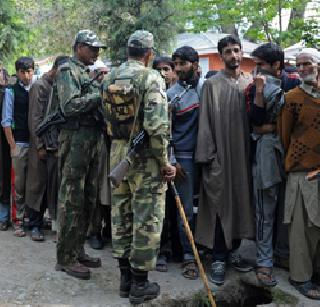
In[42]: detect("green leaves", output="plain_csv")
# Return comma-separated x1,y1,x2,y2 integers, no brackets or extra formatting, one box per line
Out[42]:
183,0,318,47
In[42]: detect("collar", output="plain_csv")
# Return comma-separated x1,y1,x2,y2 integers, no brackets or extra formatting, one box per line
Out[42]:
300,82,320,99
42,73,54,86
178,76,200,89
71,57,90,72
18,80,32,91
126,59,145,67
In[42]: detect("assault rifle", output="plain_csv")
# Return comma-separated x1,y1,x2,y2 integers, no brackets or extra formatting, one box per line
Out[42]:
36,71,105,150
108,130,146,187
109,84,191,188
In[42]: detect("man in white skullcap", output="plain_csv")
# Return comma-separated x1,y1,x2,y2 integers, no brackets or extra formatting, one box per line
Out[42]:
279,48,320,300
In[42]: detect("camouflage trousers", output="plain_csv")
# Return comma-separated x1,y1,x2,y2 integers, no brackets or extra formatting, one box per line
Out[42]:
111,140,166,271
57,127,101,265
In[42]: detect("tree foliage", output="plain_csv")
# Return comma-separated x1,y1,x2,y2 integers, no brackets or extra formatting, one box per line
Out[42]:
92,0,184,64
0,0,27,66
184,0,319,47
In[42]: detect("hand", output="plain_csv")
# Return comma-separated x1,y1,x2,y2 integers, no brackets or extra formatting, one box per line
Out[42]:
10,143,16,157
175,162,186,182
254,74,266,93
38,148,47,160
161,163,176,182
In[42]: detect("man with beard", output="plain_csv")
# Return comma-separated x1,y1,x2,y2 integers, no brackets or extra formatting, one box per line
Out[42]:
166,46,202,280
278,48,320,300
55,30,106,280
195,36,254,285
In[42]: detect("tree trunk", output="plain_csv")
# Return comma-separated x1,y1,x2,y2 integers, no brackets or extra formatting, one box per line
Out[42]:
287,2,307,32
221,24,239,37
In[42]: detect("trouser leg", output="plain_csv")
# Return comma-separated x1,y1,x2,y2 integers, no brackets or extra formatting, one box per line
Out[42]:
158,190,172,257
46,152,58,220
57,129,99,265
111,181,132,259
12,146,28,222
274,181,289,260
27,194,46,228
212,215,229,262
78,143,100,253
255,184,279,268
289,188,320,282
175,157,194,262
130,182,165,271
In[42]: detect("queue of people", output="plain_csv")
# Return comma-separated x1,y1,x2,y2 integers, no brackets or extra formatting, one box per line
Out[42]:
0,29,320,304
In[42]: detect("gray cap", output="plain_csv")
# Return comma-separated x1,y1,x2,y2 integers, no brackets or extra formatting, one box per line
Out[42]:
128,30,154,49
75,29,106,48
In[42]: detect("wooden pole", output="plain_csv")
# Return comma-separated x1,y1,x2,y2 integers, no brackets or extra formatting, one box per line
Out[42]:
170,181,216,307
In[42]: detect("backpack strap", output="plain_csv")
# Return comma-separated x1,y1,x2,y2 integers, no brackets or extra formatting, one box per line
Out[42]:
127,68,149,148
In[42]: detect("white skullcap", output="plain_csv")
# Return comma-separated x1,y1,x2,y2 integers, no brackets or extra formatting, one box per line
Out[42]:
94,59,107,69
296,48,320,64
88,60,107,71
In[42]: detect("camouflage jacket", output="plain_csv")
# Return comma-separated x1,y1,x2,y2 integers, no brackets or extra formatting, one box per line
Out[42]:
56,57,101,120
103,59,169,166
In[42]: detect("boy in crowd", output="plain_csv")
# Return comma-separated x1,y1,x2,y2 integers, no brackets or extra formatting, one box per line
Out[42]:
1,57,34,237
247,43,286,286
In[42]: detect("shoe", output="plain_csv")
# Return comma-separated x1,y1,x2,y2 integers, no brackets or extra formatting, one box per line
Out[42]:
88,234,104,250
209,261,225,286
55,262,90,280
256,267,277,287
78,253,102,268
289,278,320,300
228,252,253,272
13,223,26,237
31,226,45,242
118,258,131,298
312,273,320,286
156,255,168,272
129,269,160,305
0,221,9,231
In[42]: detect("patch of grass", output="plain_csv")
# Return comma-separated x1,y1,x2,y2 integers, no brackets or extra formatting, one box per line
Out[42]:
271,288,299,305
191,290,211,307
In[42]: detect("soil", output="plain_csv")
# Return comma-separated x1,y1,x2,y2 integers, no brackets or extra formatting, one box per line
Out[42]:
0,231,318,307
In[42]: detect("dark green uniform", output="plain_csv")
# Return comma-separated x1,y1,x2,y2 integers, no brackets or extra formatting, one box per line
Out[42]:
56,57,102,265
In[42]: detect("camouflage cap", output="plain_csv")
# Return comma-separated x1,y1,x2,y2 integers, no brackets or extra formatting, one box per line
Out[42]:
75,29,106,48
128,30,154,49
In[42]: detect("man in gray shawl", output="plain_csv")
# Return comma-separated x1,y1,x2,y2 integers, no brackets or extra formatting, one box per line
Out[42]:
195,36,254,285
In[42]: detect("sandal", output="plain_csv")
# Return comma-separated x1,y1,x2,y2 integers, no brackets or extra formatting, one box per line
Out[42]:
182,260,199,280
156,255,168,272
31,227,45,242
256,267,277,287
13,224,26,237
289,279,320,300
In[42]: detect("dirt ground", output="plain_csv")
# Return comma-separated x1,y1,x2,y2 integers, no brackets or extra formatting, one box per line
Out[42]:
0,229,318,307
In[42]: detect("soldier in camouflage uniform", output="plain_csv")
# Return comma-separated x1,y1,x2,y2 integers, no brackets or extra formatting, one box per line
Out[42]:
55,30,106,280
103,30,176,304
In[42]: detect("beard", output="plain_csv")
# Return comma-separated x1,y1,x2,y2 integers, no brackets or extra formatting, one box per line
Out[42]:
225,60,240,70
177,69,194,82
301,71,318,82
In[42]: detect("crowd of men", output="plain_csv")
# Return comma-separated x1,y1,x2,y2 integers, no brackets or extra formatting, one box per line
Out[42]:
0,28,320,304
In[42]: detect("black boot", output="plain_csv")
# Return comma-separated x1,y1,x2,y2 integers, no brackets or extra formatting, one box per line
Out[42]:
118,258,131,298
129,268,160,305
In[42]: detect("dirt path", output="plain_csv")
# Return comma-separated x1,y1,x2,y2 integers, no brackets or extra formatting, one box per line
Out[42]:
0,230,318,306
